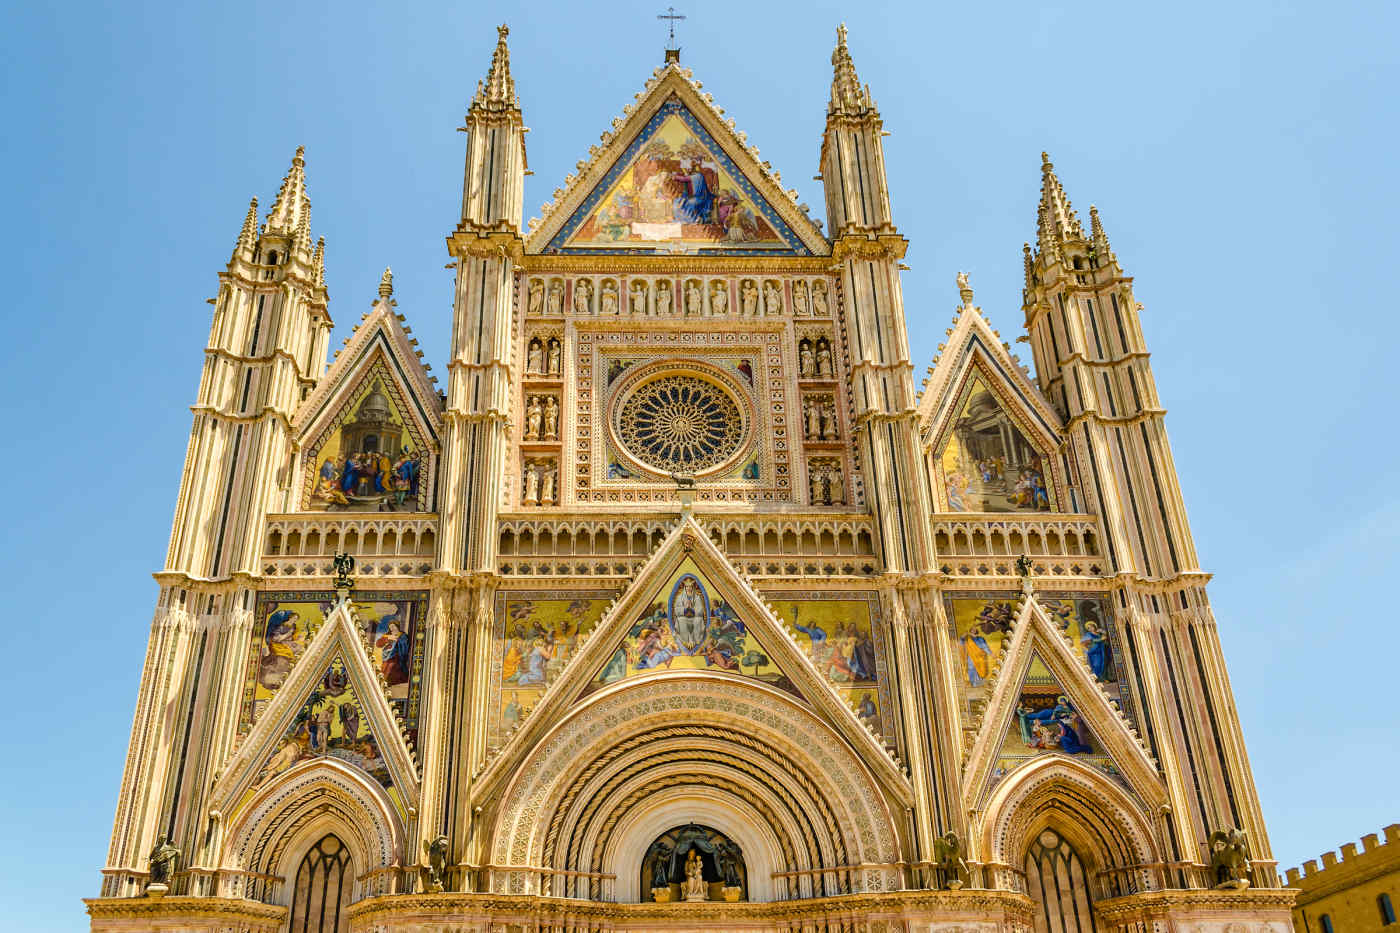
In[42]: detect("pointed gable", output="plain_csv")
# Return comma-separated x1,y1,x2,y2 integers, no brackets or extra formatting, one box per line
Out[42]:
527,65,828,256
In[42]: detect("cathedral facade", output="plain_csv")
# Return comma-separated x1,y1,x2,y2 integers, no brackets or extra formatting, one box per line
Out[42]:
87,25,1296,933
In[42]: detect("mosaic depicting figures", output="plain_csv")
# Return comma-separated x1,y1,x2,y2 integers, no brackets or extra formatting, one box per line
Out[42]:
557,101,795,252
241,592,427,746
590,560,799,697
490,595,613,743
250,656,400,808
945,595,1123,689
768,596,892,741
939,376,1050,513
990,654,1120,788
307,377,427,512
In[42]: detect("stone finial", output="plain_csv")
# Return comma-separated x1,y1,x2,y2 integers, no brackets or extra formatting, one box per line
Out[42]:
378,266,394,300
312,237,326,288
473,24,518,111
265,146,310,236
957,271,974,309
828,23,872,115
234,196,258,256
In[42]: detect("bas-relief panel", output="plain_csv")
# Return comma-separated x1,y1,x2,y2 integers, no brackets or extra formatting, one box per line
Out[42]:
489,593,614,746
938,375,1052,513
548,98,806,255
767,595,893,742
303,373,428,513
944,593,1137,789
241,591,427,747
247,655,402,814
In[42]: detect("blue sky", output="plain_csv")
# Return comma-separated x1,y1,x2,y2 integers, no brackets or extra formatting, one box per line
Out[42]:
2,0,1396,926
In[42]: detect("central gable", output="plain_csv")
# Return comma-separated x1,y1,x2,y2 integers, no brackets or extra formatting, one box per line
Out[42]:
543,96,811,256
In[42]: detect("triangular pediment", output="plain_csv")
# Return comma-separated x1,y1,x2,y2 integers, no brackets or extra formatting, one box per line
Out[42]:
920,303,1068,514
527,66,828,256
293,298,442,513
214,601,420,823
961,590,1161,811
474,516,910,805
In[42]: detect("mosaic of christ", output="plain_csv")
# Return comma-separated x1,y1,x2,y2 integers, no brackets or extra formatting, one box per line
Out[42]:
566,112,787,249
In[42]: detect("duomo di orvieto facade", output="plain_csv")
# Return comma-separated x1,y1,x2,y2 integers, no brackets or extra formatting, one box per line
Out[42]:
87,24,1297,933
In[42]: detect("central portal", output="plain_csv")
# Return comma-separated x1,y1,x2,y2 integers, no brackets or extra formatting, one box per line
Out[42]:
641,823,747,903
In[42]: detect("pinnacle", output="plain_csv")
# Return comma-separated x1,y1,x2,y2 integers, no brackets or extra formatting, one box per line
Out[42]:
1089,204,1114,259
1035,150,1084,252
828,23,872,116
265,145,311,238
472,23,518,111
378,266,394,300
312,237,326,288
234,196,259,255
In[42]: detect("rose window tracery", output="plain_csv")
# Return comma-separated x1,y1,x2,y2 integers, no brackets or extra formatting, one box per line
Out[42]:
613,372,748,476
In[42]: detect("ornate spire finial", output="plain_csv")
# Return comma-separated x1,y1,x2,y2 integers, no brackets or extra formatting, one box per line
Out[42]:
1022,242,1036,288
312,237,326,288
828,22,870,115
265,145,310,236
234,197,258,255
1089,204,1114,260
378,266,394,300
1036,150,1084,251
472,24,517,110
957,271,974,309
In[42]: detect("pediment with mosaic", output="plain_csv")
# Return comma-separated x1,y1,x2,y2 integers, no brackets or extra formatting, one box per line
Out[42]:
301,364,434,513
546,97,809,255
935,371,1059,513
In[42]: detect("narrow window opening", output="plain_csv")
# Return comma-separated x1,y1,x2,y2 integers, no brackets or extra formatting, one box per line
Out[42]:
288,833,352,933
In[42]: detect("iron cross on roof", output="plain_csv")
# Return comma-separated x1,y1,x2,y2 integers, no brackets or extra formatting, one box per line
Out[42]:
658,6,686,62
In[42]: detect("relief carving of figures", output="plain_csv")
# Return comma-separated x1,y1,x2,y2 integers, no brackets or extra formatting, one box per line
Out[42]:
546,280,564,315
524,396,543,441
799,340,815,377
710,281,728,316
655,281,673,316
527,279,543,315
809,459,844,505
763,280,783,316
572,279,592,315
792,281,809,315
522,461,539,506
630,279,648,315
542,396,559,440
546,337,562,375
540,461,556,505
684,280,703,317
740,279,759,316
812,281,829,315
600,280,619,315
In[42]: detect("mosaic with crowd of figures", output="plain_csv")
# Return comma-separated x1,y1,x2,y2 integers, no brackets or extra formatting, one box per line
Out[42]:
302,371,430,512
937,374,1052,513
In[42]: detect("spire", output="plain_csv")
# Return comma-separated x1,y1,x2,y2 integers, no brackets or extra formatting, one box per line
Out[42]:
234,197,258,256
1036,151,1084,251
828,23,873,115
312,237,326,288
472,24,517,111
1089,204,1115,263
378,266,394,301
265,146,310,236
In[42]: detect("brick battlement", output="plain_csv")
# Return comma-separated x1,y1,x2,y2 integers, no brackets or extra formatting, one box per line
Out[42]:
1286,823,1400,890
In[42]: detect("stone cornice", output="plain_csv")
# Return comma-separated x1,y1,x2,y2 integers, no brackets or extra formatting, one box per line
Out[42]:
520,253,835,272
85,895,286,922
1093,887,1296,922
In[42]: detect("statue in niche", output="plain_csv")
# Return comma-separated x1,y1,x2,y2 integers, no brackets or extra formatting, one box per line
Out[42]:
827,464,845,504
812,281,829,316
716,839,743,889
524,396,542,440
647,839,673,895
799,340,814,377
805,398,822,440
816,340,833,377
522,461,539,506
711,281,728,316
763,280,783,316
809,466,826,505
820,401,834,439
655,282,673,316
683,849,707,901
600,281,619,315
546,280,564,315
146,835,179,890
540,462,556,505
527,279,543,315
740,280,759,316
792,281,809,315
542,397,559,440
630,280,648,315
526,338,543,374
684,280,703,317
546,338,562,375
572,279,592,315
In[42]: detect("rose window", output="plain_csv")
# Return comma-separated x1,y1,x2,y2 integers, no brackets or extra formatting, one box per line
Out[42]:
614,373,747,475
